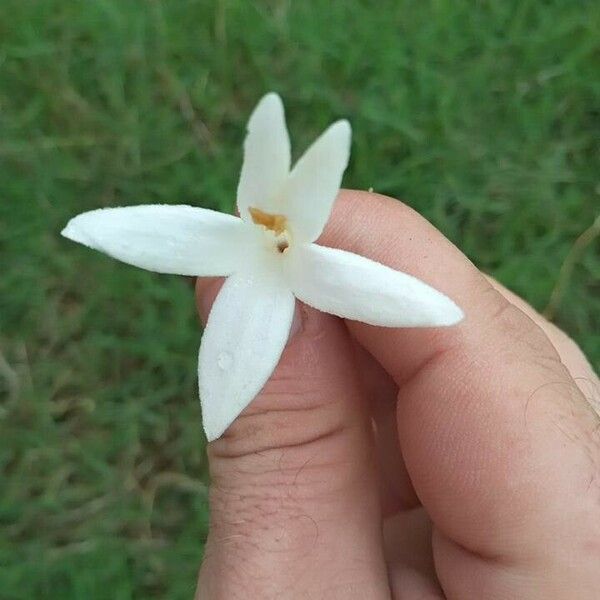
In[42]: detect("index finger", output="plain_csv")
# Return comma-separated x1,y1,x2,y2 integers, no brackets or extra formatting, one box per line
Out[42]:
321,190,600,598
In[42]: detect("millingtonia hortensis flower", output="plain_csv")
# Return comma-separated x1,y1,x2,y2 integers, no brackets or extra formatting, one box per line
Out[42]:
62,93,464,441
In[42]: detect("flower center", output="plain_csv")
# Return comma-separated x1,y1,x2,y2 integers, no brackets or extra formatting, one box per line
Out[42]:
249,206,290,253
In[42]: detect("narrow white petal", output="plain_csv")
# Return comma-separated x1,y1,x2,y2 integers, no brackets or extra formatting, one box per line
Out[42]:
237,93,291,219
283,120,351,243
61,205,253,277
198,270,295,441
284,244,464,327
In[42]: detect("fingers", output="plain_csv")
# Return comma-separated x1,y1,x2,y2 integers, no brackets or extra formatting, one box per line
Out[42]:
195,280,390,599
321,190,600,598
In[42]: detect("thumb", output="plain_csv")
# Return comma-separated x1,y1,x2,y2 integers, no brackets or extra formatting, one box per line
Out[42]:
194,279,389,599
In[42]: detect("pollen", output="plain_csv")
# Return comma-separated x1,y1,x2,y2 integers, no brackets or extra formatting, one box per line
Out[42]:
249,206,287,235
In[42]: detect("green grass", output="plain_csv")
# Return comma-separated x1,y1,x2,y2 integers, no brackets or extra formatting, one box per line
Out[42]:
1,0,598,597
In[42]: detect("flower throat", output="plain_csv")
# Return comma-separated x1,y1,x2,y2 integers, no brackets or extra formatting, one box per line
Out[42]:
249,206,290,252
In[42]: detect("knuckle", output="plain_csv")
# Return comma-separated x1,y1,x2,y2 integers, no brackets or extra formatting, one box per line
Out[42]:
207,392,371,501
481,285,565,375
209,400,348,461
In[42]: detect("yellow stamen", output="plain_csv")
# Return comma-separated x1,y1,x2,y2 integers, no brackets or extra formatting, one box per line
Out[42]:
249,206,287,235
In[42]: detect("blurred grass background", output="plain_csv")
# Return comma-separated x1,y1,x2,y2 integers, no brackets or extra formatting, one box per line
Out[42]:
0,0,598,597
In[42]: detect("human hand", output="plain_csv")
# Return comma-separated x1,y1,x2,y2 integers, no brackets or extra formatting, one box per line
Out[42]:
195,190,599,599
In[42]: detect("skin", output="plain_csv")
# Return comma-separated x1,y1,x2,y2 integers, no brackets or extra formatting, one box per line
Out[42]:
195,190,600,599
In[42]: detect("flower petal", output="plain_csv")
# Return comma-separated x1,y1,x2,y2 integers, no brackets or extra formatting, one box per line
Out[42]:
283,120,351,242
198,270,295,441
284,243,464,327
237,93,291,220
62,205,251,277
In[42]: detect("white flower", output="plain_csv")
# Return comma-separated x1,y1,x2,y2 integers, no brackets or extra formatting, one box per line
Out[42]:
62,93,463,441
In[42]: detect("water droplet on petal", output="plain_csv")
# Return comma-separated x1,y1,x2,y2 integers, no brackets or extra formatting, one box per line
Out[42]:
217,351,233,371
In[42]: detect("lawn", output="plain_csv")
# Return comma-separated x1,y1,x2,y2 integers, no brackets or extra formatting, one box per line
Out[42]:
0,1,598,598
